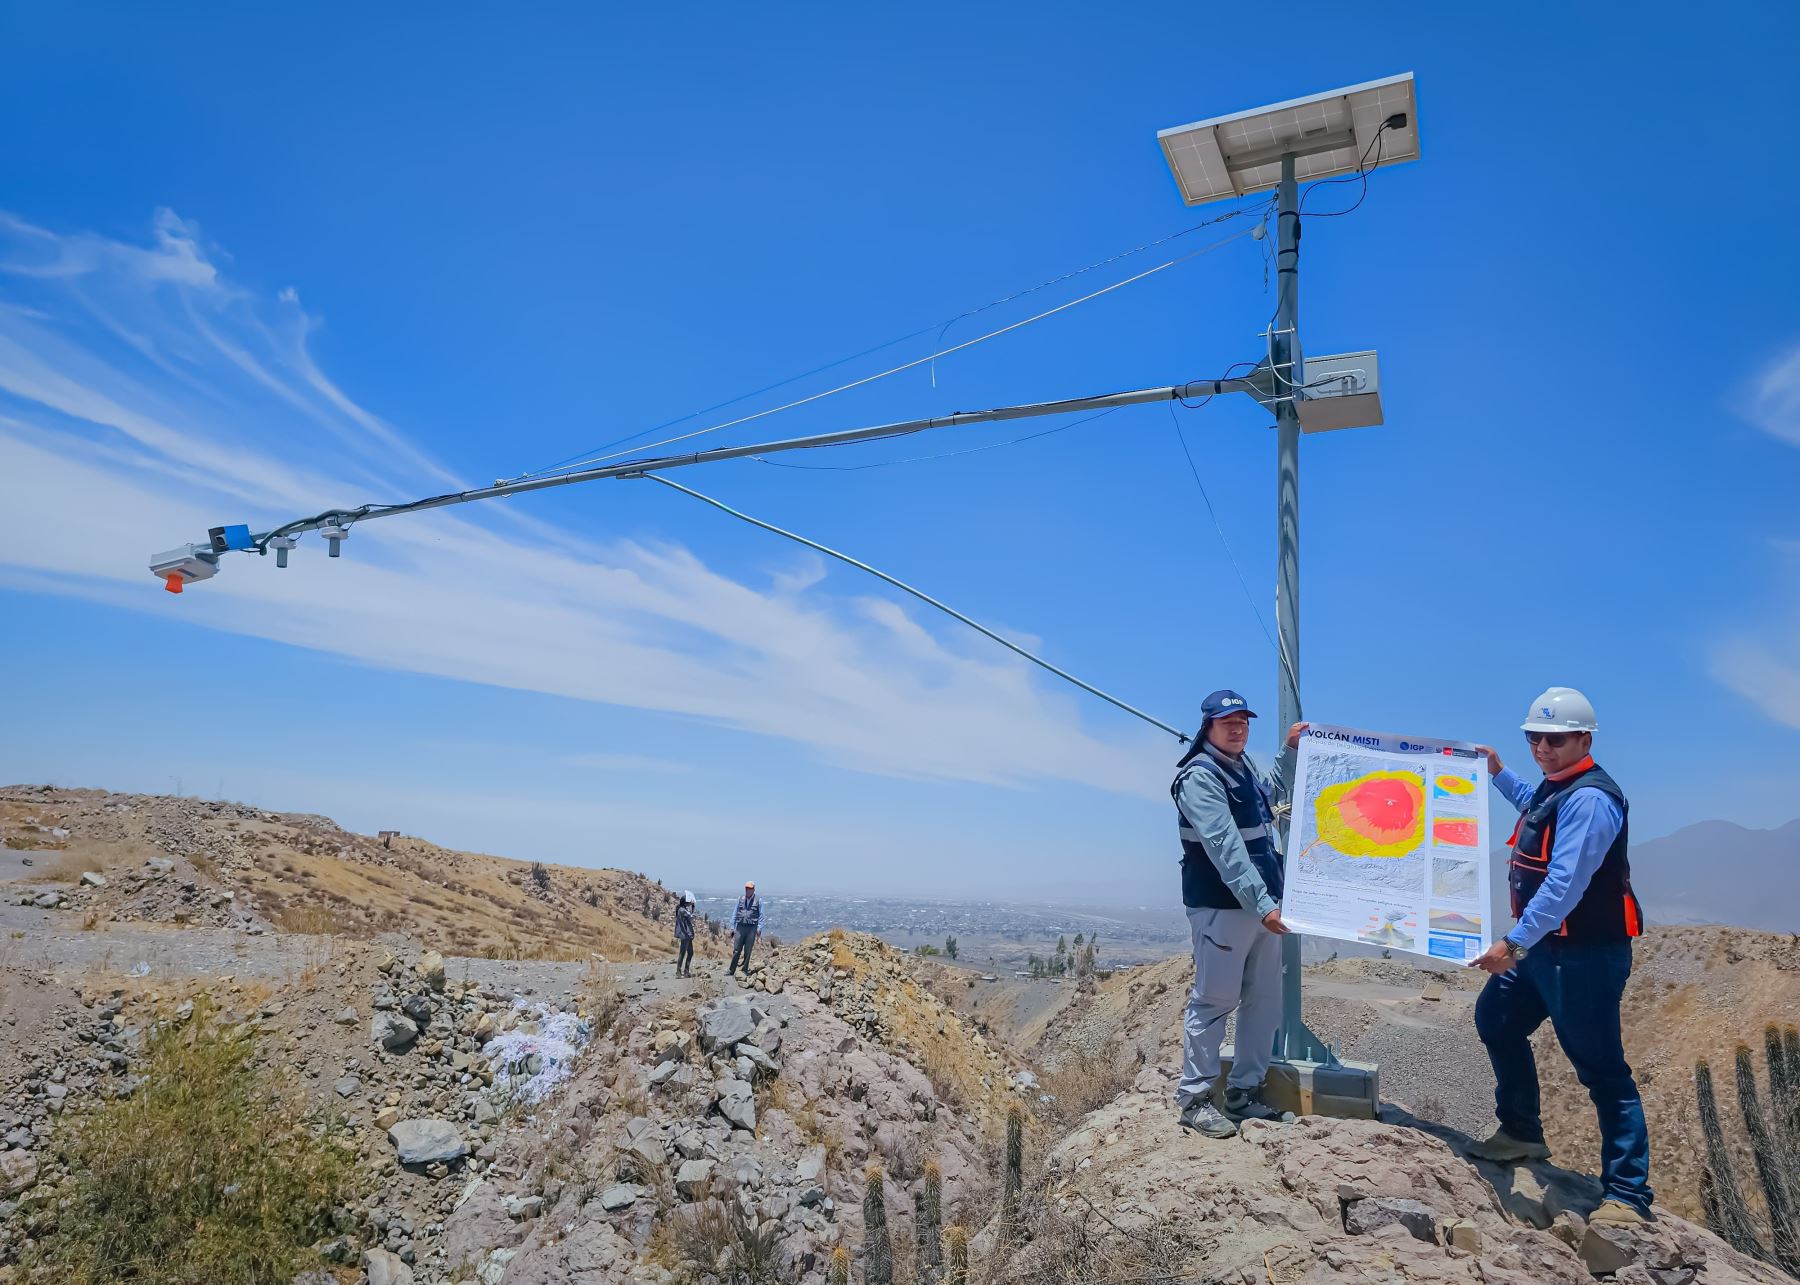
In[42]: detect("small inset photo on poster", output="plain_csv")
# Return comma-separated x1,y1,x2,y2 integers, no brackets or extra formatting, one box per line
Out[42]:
1356,907,1417,951
1430,814,1480,848
1427,908,1484,962
1430,858,1480,901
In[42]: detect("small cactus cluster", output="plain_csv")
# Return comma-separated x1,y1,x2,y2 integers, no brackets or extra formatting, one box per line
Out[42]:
863,1164,893,1285
839,1137,1004,1284
943,1225,970,1285
1001,1103,1025,1242
1693,1024,1800,1276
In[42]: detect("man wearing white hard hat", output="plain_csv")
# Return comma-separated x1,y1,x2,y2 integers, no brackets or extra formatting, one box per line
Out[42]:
1467,687,1651,1227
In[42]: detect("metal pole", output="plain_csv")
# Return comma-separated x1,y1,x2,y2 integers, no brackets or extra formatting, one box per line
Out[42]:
200,381,1257,556
1271,152,1330,1065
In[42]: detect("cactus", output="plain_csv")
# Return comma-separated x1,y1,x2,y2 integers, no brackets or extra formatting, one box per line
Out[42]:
1736,1044,1800,1273
863,1163,893,1285
1002,1104,1024,1241
1696,1057,1766,1258
829,1244,851,1285
909,1158,942,1282
1771,1025,1800,1168
943,1226,970,1285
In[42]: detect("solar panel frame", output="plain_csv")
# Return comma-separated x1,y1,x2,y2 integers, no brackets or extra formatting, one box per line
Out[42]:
1157,73,1419,207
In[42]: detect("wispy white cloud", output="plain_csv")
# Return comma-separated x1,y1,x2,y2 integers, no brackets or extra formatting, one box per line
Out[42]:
1716,352,1800,728
0,209,1168,798
1735,340,1800,447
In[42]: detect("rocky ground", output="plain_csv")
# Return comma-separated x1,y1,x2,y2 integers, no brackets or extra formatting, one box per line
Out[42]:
3,783,1797,1283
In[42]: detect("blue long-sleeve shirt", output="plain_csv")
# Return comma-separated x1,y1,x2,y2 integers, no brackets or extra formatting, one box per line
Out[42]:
1491,767,1625,949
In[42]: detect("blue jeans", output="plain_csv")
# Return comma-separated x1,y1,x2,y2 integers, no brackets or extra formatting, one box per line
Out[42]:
1474,938,1652,1211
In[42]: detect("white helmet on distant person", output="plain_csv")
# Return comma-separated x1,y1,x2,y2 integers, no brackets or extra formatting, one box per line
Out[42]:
1520,687,1598,733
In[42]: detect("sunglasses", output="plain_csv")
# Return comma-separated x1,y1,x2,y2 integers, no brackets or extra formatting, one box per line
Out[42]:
1524,731,1576,748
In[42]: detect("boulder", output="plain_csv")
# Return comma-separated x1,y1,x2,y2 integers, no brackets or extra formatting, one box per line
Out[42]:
0,1150,38,1196
334,1075,362,1099
32,892,62,910
647,1060,678,1087
796,1145,826,1183
716,1079,756,1132
1343,1195,1437,1243
362,1247,414,1285
80,871,106,887
736,1042,780,1076
389,1118,468,1165
401,994,434,1025
372,1012,419,1052
675,1158,715,1198
599,1184,637,1212
415,950,446,990
697,1002,756,1052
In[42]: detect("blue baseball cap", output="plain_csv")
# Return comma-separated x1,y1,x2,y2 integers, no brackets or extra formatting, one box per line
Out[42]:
1200,689,1257,720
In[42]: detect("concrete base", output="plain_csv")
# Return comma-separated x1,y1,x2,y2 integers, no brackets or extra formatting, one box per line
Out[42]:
1220,1045,1380,1120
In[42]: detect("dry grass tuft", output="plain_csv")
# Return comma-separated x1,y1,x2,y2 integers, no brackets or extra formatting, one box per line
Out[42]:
38,851,101,883
22,998,359,1284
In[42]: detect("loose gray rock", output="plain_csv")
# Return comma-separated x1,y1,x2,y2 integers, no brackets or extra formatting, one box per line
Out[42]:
334,1075,362,1099
80,871,106,887
1344,1196,1437,1242
333,1007,357,1026
32,892,62,910
0,1150,38,1196
389,1118,468,1166
362,1247,415,1285
415,950,446,990
675,1157,715,1198
647,1060,678,1087
505,1194,545,1220
599,1184,637,1212
716,1079,756,1131
796,1145,826,1183
697,1001,755,1052
372,1012,419,1052
736,1042,780,1075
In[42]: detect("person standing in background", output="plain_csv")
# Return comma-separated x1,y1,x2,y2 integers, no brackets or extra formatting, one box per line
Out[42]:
674,891,696,978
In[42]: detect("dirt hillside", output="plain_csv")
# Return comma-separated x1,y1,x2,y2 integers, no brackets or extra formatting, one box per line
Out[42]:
1,784,697,962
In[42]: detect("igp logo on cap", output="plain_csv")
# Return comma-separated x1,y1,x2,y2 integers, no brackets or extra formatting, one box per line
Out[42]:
1200,688,1258,720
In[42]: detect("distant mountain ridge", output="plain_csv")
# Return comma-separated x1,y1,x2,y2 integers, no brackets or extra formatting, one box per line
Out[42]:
1628,817,1800,933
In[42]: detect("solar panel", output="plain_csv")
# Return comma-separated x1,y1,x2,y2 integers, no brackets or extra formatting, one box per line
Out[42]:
1157,73,1419,206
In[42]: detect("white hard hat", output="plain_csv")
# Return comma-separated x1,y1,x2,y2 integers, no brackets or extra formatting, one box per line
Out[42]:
681,890,694,904
1521,686,1598,733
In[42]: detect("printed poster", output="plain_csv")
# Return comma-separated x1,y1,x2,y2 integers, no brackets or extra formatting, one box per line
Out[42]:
1281,723,1493,963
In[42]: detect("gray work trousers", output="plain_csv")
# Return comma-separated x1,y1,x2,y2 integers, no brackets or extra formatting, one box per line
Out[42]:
1176,905,1282,1107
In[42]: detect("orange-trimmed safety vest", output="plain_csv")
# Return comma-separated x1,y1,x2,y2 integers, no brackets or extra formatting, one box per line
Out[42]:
1507,758,1643,941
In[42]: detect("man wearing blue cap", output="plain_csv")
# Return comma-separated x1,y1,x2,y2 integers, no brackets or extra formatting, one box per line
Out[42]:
1171,689,1306,1138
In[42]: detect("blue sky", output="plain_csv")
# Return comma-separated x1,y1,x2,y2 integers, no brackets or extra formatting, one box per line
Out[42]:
3,4,1797,905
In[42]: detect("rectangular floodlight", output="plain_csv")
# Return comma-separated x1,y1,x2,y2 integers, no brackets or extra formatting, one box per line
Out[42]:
1158,73,1418,207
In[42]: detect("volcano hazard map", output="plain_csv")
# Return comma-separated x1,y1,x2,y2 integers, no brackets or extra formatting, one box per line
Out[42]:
1282,724,1493,963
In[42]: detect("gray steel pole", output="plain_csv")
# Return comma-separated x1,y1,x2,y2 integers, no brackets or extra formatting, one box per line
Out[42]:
1271,152,1330,1065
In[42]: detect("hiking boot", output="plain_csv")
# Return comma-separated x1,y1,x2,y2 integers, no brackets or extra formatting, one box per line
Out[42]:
1222,1087,1286,1122
1589,1199,1650,1227
1466,1128,1551,1164
1178,1100,1238,1139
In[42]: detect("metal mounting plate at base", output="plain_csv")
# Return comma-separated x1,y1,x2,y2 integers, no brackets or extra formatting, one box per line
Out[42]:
1221,1045,1380,1120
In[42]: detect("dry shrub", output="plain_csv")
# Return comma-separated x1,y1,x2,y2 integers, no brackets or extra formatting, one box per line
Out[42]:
582,958,623,1036
1037,1044,1133,1133
988,1195,1196,1285
669,1197,780,1282
38,851,100,883
23,998,358,1284
275,902,346,936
